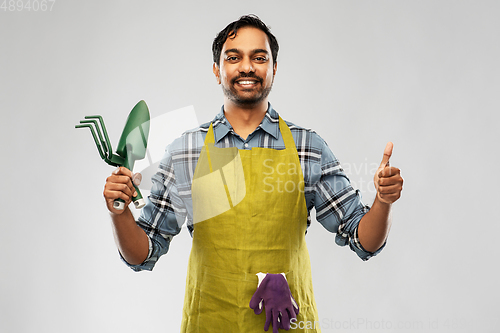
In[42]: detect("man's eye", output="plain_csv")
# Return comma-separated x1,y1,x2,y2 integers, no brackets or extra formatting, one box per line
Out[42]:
254,57,267,62
227,56,238,61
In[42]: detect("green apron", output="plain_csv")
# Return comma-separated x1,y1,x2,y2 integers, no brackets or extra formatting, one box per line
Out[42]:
181,117,321,332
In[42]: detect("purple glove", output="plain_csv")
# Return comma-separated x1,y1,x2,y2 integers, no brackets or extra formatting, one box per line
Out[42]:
249,273,299,332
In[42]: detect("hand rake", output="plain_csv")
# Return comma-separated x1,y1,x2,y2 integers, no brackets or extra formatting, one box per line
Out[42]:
75,100,150,210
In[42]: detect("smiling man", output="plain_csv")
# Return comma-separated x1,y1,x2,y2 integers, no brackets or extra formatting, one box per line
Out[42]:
213,21,278,140
216,28,275,102
103,15,403,333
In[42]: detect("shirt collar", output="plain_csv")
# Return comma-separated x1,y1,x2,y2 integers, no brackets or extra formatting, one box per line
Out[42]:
211,103,280,143
212,103,280,143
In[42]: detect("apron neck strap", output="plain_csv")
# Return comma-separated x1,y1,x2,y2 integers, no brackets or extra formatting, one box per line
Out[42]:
205,116,296,151
206,123,215,144
278,116,296,151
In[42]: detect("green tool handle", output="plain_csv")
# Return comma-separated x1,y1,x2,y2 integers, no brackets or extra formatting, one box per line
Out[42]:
113,159,145,210
113,185,145,210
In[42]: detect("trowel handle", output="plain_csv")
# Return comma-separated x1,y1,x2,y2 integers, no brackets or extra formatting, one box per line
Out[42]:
113,184,146,210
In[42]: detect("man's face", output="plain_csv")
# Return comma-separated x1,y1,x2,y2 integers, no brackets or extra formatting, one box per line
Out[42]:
213,27,277,107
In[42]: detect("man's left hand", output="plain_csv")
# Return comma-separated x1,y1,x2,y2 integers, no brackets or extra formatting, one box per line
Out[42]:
374,142,404,204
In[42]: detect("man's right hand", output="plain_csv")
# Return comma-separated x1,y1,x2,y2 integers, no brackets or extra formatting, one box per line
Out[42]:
103,167,141,214
103,167,149,266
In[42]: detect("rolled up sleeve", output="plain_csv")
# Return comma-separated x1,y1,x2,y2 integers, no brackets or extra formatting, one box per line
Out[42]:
121,145,187,271
312,135,385,260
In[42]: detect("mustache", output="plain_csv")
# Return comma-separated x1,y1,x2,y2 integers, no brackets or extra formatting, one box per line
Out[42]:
231,73,263,84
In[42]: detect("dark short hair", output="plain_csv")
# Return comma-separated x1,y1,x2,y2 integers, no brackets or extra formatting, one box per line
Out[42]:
212,14,279,66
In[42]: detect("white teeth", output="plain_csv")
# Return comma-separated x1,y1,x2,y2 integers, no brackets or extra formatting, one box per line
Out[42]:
238,81,256,85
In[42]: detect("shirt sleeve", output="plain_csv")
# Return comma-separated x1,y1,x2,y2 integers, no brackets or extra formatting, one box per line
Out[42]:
122,144,187,271
311,134,385,261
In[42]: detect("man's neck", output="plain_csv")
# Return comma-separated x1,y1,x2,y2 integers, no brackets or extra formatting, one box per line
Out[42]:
223,100,268,140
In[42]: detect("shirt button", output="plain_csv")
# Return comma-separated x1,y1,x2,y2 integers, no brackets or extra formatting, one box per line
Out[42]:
244,143,249,148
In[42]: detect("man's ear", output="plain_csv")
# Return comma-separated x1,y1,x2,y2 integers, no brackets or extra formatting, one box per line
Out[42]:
273,62,277,77
213,63,221,84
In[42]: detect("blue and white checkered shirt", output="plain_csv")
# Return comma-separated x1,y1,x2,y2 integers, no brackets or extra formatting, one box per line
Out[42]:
124,104,385,271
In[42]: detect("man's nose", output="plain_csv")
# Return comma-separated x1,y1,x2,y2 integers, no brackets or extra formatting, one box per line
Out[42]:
238,57,254,73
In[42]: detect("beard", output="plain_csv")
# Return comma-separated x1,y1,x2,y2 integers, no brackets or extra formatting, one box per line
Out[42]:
221,73,273,106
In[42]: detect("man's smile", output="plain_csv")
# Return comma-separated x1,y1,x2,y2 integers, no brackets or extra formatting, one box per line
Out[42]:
233,77,262,89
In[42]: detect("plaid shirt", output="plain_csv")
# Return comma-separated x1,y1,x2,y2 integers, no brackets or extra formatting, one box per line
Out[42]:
125,104,384,271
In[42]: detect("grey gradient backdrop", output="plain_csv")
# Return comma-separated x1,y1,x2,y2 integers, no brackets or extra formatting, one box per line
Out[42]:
1,1,499,332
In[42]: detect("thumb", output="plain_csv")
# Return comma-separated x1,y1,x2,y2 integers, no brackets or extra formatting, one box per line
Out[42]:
132,172,142,186
379,142,393,168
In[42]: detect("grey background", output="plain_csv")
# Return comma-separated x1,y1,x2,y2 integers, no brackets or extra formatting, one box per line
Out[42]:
1,0,499,332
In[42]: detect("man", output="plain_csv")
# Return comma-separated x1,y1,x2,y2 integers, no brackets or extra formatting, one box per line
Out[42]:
103,15,403,333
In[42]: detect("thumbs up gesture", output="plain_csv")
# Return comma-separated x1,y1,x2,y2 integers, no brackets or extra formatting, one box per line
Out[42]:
374,142,404,204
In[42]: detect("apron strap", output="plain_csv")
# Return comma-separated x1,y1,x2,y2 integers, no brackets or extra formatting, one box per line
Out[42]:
278,116,297,151
205,123,216,144
204,124,215,172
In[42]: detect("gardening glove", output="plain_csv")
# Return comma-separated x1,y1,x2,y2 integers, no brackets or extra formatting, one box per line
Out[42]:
249,273,299,332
